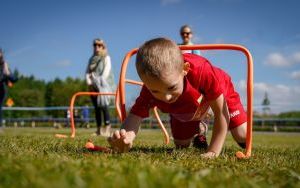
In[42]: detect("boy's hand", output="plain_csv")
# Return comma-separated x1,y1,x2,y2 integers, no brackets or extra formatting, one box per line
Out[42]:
107,129,134,153
200,151,218,159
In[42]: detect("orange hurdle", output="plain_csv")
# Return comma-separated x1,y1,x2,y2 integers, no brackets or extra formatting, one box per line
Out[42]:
118,44,253,158
116,78,170,144
56,79,167,143
117,48,170,144
55,92,116,138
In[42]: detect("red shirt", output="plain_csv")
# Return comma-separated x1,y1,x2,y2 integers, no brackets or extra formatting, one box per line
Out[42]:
130,53,240,122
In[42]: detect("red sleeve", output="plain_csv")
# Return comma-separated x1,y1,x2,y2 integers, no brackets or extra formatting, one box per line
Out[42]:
199,62,224,101
130,86,154,118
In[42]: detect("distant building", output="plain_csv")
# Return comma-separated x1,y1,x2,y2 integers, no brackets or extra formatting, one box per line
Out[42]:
262,92,271,115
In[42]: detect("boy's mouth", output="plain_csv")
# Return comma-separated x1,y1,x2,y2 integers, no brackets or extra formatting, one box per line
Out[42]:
167,97,178,104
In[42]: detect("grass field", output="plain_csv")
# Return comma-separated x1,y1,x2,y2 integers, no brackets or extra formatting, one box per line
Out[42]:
0,127,299,188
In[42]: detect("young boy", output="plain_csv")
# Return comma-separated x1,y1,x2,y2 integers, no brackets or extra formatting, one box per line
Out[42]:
108,38,247,158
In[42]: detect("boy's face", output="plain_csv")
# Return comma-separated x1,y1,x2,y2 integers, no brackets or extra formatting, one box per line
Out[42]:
140,69,186,104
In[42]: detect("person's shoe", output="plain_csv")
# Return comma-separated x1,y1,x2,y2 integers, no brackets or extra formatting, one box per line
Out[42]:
193,134,208,150
91,129,101,136
100,125,111,137
105,125,111,136
199,121,208,136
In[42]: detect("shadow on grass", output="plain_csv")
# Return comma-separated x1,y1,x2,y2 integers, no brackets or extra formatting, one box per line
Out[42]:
75,146,175,155
77,146,176,155
130,146,175,154
75,145,208,155
130,146,208,155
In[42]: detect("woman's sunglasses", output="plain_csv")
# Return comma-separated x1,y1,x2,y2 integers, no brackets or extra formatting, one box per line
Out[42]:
93,43,104,48
181,32,192,36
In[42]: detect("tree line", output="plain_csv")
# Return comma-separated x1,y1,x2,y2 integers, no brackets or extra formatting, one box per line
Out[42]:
4,69,97,118
3,69,300,119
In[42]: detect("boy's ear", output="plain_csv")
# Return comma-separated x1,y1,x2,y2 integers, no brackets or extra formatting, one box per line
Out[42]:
183,62,190,75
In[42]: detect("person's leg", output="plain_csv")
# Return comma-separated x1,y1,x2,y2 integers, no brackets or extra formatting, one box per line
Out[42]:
230,122,247,148
102,105,111,126
84,116,90,128
174,138,193,148
227,103,247,149
0,104,2,127
192,121,208,150
225,87,248,149
170,116,200,149
0,85,5,127
224,80,248,148
100,105,111,136
91,95,102,135
192,109,211,150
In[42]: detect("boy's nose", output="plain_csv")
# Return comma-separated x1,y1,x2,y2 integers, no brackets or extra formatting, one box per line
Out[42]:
164,94,172,102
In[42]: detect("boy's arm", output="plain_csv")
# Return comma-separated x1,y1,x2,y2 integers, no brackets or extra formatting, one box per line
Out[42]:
204,94,229,158
120,113,143,139
108,113,142,152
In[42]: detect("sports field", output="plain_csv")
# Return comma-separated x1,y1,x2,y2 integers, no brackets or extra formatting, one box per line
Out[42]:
0,128,299,188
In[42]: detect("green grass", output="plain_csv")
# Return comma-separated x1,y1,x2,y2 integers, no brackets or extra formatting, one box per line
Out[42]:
0,128,299,188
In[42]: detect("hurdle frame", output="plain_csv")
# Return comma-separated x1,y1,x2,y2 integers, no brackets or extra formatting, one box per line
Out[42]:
118,44,253,158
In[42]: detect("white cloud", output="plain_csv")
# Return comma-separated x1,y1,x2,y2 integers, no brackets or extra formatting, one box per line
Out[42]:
291,52,300,63
53,60,72,68
8,46,34,57
264,51,300,67
160,0,181,6
254,82,269,92
214,38,226,44
263,53,290,67
237,80,300,113
291,70,300,80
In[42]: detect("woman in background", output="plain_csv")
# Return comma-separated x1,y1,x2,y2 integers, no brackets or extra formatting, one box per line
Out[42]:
179,25,201,55
0,48,17,128
85,39,115,137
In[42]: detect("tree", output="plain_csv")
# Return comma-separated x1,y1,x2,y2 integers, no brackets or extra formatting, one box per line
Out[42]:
4,71,119,120
6,74,46,117
278,111,300,118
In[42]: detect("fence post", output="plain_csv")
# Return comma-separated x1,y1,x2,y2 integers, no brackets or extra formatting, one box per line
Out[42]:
31,121,36,128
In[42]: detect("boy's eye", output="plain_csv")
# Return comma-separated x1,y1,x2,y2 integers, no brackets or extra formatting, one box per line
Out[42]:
168,85,177,90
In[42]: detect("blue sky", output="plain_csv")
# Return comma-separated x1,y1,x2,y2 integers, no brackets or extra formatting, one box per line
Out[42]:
1,0,299,113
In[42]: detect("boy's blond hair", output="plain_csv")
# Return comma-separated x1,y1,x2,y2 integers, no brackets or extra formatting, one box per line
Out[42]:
136,38,184,78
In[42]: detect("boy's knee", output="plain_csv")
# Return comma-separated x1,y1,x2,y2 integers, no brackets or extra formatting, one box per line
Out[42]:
237,142,246,149
236,132,246,142
231,122,247,143
174,139,191,149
